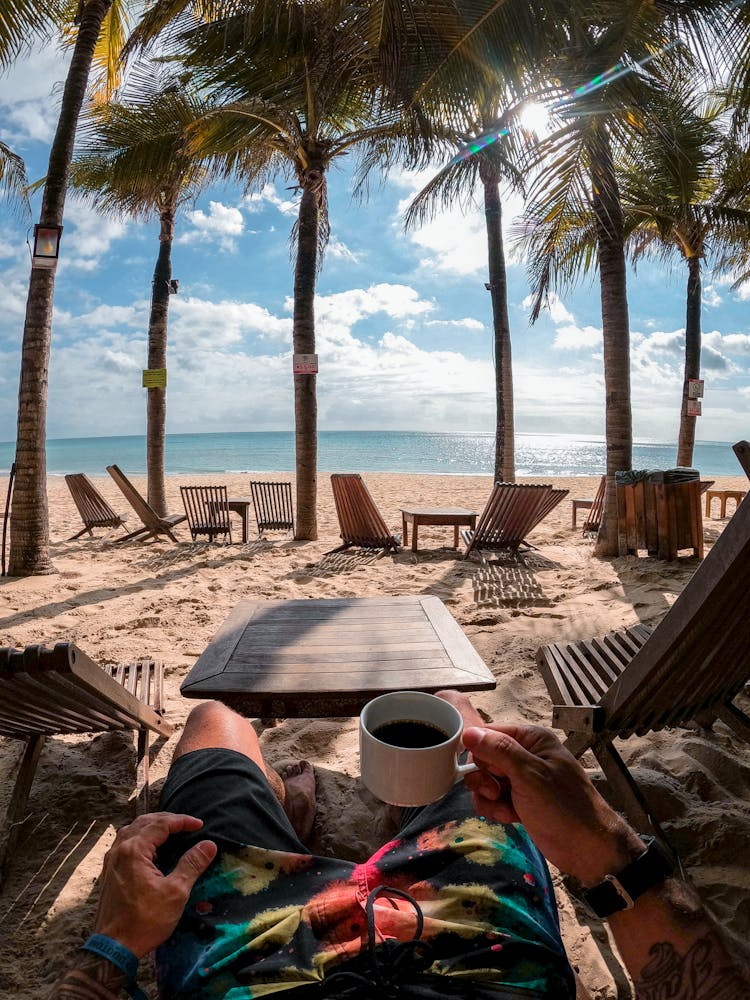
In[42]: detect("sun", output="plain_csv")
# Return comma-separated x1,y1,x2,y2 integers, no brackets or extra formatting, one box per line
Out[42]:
518,101,550,136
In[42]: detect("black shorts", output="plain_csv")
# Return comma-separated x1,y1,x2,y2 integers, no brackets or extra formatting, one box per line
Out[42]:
156,748,574,999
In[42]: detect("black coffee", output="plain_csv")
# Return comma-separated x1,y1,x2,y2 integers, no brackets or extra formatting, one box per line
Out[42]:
372,719,450,748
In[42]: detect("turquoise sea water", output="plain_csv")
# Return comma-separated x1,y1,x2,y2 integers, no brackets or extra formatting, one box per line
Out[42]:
0,431,742,477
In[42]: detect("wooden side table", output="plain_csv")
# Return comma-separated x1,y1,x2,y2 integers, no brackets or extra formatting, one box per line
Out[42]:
705,489,746,519
400,507,477,553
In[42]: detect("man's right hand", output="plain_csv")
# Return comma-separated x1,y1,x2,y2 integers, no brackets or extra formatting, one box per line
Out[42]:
461,724,645,886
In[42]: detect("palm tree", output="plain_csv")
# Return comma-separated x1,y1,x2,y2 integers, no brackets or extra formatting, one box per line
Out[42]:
8,0,213,575
146,0,409,541
403,100,526,482
10,0,116,576
0,142,29,214
71,73,214,515
614,92,750,467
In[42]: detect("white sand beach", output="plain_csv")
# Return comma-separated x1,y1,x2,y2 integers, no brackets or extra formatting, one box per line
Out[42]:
0,471,748,997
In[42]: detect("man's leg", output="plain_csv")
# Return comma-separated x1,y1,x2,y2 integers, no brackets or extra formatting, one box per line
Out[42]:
158,701,316,867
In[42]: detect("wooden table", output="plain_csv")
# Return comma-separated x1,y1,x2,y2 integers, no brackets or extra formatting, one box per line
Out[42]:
400,507,477,553
227,497,253,543
181,596,496,717
705,489,746,519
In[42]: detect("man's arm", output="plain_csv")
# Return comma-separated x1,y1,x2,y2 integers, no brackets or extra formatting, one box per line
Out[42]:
46,812,216,999
462,724,749,998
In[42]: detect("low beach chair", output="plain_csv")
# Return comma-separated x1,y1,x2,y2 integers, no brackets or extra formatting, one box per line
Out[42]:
461,483,556,559
571,475,605,534
0,642,172,886
250,480,294,537
106,464,186,543
329,474,400,553
65,473,128,540
734,440,750,479
180,485,232,543
536,486,750,835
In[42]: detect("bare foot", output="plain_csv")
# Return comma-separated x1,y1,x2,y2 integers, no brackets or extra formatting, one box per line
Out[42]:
435,689,489,730
280,761,317,844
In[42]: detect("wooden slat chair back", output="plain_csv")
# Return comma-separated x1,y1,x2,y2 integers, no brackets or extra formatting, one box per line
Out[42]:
329,474,400,553
106,464,186,543
0,642,172,886
65,473,127,540
582,475,606,534
733,439,750,479
537,484,750,834
528,487,569,533
461,483,553,558
250,481,294,536
180,485,232,543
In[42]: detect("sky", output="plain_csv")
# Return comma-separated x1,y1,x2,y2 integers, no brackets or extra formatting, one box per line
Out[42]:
1,43,749,446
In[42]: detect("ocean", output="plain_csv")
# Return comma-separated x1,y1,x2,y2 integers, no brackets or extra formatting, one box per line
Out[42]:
0,431,742,478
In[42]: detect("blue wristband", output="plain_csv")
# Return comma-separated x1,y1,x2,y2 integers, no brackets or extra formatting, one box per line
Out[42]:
82,934,148,1000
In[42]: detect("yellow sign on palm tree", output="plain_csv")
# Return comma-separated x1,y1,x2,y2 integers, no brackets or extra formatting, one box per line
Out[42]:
142,368,167,388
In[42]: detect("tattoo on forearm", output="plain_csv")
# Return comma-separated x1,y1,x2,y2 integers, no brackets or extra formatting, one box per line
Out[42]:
47,953,127,999
636,934,750,999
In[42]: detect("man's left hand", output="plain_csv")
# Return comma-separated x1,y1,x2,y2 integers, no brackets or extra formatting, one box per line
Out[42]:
94,812,217,958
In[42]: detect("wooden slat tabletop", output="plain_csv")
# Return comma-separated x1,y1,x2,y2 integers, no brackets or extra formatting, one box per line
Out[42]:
181,596,495,717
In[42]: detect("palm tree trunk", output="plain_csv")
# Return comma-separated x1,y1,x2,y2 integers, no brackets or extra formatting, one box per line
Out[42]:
480,162,515,482
676,255,701,467
9,0,113,576
292,172,322,541
146,204,175,517
588,127,632,558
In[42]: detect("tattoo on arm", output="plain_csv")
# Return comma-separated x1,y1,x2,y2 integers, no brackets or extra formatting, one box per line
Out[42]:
636,933,750,1000
47,953,127,999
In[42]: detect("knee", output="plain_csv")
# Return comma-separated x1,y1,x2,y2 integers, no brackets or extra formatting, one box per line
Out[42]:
184,699,239,734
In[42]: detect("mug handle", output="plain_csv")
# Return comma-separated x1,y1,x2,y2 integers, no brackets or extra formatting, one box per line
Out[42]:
455,761,479,777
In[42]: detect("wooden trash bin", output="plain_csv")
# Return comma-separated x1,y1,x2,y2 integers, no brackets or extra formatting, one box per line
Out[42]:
617,478,703,561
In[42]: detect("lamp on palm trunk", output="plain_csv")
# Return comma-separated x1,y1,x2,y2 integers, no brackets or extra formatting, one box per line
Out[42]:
32,224,63,269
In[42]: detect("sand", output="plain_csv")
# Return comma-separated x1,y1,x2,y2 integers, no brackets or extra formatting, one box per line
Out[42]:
0,470,748,998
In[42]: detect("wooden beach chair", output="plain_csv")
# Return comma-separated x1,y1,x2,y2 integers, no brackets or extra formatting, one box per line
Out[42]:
106,464,186,543
0,642,172,886
571,475,605,534
527,486,569,533
250,481,294,537
734,439,750,479
180,485,232,543
328,474,400,553
65,473,128,540
461,483,554,559
536,486,750,835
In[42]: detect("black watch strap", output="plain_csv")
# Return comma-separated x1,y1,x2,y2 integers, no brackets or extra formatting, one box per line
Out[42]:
583,836,676,918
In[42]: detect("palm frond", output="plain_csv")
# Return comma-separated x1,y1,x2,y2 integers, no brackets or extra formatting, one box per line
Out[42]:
0,140,30,215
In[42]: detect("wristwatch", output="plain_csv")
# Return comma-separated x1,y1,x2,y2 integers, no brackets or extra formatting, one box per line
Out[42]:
583,836,676,918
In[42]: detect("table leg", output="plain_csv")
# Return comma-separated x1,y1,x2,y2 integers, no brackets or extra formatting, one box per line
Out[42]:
402,513,408,547
242,506,248,544
412,518,419,553
453,525,459,548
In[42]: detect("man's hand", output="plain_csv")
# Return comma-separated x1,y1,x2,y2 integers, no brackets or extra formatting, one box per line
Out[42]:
462,724,645,885
94,812,217,958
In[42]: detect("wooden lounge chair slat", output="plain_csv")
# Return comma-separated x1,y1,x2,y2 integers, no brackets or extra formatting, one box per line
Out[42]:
250,481,294,536
180,485,232,543
107,465,186,544
329,475,400,552
537,457,750,836
65,473,128,540
0,642,172,886
463,483,568,557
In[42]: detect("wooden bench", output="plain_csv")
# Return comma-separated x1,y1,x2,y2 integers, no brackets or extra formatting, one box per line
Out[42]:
0,643,171,885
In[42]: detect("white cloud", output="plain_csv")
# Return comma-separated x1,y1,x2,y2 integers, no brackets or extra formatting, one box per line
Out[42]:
169,296,291,347
244,183,299,217
553,323,602,350
310,283,434,330
59,199,128,271
179,201,244,251
702,284,722,308
0,45,71,144
522,291,573,324
426,317,484,330
392,166,525,277
328,239,361,263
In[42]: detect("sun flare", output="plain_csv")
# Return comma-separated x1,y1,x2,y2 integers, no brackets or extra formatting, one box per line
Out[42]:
519,101,550,136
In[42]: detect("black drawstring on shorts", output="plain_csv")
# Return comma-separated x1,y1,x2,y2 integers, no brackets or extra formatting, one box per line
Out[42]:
317,885,438,998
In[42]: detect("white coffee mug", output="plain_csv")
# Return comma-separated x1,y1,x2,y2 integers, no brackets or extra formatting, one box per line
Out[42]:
359,691,478,807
